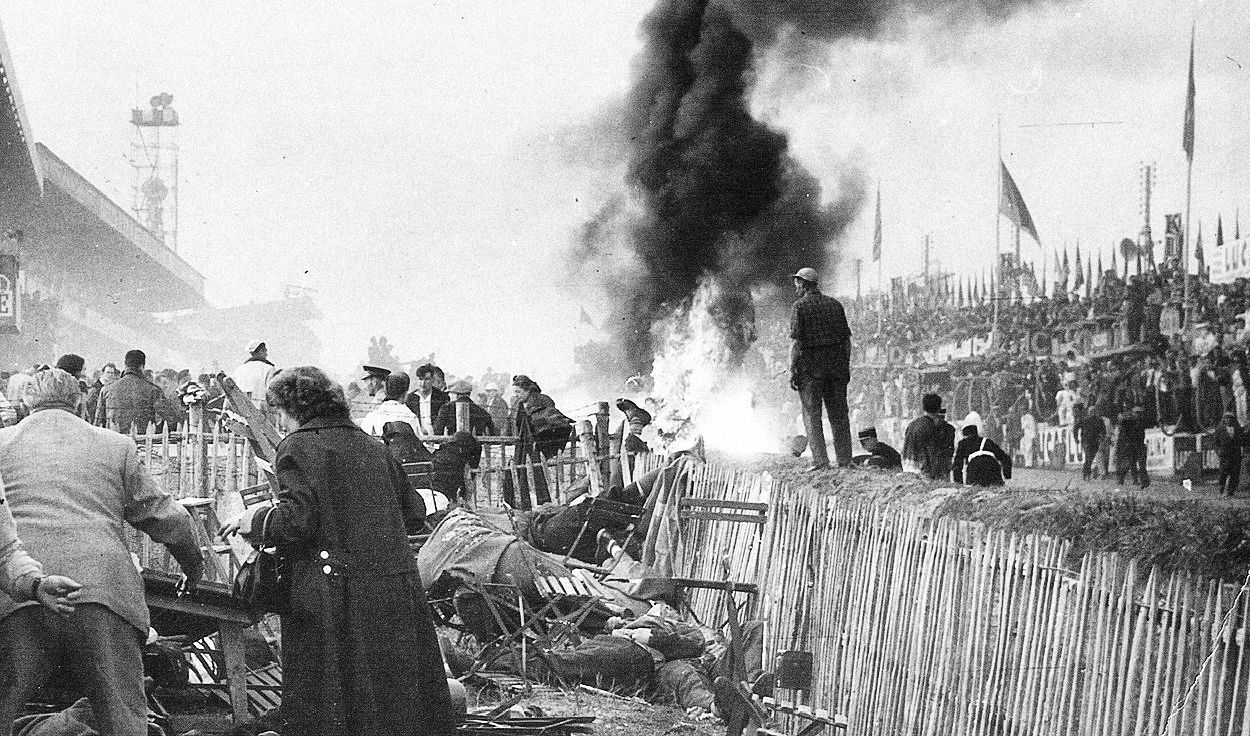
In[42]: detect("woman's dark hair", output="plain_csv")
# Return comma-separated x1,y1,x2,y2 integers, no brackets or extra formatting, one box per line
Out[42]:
266,366,350,425
512,374,541,394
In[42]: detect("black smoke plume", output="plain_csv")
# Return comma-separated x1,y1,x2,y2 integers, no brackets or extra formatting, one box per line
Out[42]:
574,0,1059,383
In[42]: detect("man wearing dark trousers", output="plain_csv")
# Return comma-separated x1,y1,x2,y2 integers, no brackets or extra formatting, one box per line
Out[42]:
788,267,853,471
1211,411,1246,497
1114,406,1149,488
1074,403,1106,481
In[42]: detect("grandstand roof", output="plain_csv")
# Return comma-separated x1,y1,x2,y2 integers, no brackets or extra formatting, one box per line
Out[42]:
0,14,206,313
0,17,39,196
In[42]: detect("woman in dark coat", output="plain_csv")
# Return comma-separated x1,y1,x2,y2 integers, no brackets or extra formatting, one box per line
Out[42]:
222,366,454,736
502,375,571,510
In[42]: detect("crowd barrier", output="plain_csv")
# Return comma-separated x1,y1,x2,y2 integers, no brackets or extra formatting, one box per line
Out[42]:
1032,423,1218,475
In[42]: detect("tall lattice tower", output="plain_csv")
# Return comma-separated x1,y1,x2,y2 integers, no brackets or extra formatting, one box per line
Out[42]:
129,92,180,251
1139,162,1158,263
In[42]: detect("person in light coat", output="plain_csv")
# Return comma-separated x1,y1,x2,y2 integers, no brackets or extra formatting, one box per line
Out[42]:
0,368,204,736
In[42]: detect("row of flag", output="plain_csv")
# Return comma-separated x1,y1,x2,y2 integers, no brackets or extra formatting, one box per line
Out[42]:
871,24,1200,267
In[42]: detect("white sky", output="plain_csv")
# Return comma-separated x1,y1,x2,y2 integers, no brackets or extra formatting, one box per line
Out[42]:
2,1,1247,382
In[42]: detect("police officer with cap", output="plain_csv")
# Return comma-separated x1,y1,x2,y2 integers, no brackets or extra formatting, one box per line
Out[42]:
853,427,902,470
352,365,391,421
789,266,853,470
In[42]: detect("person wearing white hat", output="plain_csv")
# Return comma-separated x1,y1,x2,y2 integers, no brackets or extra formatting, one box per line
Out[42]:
789,266,853,471
229,339,277,405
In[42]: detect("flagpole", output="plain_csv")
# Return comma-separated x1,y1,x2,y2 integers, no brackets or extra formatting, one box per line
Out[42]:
993,116,1001,345
1183,23,1195,327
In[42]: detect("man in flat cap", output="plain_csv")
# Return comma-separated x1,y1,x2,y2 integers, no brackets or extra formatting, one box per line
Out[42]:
433,380,496,436
852,427,901,470
788,267,853,471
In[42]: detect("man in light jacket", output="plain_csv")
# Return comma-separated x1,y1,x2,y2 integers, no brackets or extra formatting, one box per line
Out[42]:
0,481,82,614
0,368,204,736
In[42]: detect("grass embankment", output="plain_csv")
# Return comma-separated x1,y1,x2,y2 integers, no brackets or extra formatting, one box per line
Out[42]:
715,451,1250,583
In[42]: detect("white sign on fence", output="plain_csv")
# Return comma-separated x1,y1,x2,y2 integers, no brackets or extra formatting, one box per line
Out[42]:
1211,237,1250,284
1034,424,1173,473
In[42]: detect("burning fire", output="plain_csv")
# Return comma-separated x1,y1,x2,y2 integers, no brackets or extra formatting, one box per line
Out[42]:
644,279,782,456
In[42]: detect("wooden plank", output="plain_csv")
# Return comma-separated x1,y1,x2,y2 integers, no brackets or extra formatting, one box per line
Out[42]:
680,511,768,525
679,498,769,511
219,620,249,724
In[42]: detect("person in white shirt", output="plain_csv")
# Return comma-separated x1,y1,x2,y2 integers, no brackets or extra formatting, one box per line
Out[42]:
361,374,423,437
229,340,277,402
1055,382,1079,427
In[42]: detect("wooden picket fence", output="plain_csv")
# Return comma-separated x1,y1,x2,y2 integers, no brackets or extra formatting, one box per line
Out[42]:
691,478,1250,736
126,413,1250,736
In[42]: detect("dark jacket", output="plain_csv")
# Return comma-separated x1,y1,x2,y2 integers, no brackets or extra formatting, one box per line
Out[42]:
934,421,956,478
431,431,483,500
404,388,449,430
1114,415,1147,452
1210,425,1247,466
94,369,165,432
251,413,454,736
867,441,902,470
952,435,1013,486
903,415,936,478
516,393,573,460
432,396,497,436
1075,414,1106,449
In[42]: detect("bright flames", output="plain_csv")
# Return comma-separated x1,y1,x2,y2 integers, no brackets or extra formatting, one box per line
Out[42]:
643,279,782,457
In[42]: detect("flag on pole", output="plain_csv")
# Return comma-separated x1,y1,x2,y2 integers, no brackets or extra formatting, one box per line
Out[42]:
872,188,883,262
999,161,1040,242
578,306,596,328
1196,221,1205,274
1183,25,1196,162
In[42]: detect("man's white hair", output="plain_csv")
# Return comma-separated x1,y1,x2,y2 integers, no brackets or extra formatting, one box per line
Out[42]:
25,368,82,412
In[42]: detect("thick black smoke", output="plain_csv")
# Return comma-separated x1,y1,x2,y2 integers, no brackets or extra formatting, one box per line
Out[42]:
574,0,1059,382
727,0,1058,44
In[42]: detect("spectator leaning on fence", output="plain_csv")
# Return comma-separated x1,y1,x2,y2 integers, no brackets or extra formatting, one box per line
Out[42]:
0,368,203,736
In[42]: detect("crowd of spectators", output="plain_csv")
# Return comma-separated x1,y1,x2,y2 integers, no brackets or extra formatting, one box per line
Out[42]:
847,257,1250,461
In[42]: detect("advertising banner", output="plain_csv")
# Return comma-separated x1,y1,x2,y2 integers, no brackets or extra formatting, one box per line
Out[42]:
1211,237,1250,284
0,254,17,334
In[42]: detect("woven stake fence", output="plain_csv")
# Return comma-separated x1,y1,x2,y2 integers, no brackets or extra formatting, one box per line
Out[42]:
690,477,1250,736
